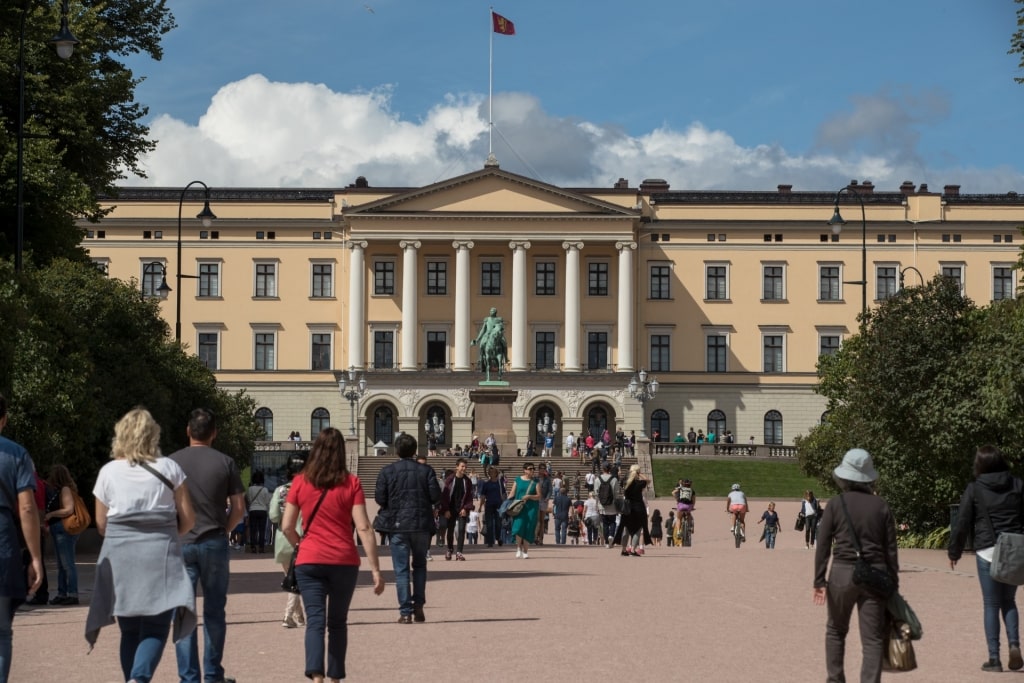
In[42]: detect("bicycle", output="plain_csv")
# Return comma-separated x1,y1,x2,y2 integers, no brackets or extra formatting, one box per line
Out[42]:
730,512,745,548
681,510,694,547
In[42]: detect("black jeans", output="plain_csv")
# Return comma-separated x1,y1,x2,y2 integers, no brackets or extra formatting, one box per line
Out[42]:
248,510,268,550
824,561,886,683
445,516,466,553
804,514,819,546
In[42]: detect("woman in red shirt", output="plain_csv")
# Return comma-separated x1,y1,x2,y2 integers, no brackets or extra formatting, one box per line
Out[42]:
282,428,384,683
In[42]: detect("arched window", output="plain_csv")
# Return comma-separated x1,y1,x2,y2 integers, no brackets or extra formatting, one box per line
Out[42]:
820,411,830,425
650,409,669,442
764,410,783,445
374,406,395,445
586,406,608,442
254,407,273,441
707,410,726,441
311,408,330,437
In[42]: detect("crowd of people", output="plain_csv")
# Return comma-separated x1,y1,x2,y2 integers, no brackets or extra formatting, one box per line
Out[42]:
3,394,1021,681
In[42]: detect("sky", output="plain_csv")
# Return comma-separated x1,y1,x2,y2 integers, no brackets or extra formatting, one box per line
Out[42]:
120,0,1024,194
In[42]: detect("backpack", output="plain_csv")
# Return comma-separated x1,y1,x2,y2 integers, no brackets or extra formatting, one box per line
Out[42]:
62,490,92,535
678,487,694,504
597,476,615,506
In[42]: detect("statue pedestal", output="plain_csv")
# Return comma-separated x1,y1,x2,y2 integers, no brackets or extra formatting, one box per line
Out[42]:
469,388,518,464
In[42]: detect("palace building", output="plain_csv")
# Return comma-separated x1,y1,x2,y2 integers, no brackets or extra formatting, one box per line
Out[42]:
82,160,1024,455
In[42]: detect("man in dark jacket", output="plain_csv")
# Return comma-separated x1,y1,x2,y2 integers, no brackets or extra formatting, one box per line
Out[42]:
375,433,441,624
439,457,474,560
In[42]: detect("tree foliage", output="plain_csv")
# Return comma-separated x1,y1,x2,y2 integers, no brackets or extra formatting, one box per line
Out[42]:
0,0,176,266
0,260,262,494
796,277,998,532
1013,0,1024,84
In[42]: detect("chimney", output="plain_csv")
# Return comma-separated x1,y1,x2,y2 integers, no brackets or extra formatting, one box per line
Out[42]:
353,176,369,188
777,184,792,195
918,183,929,194
859,181,874,194
943,185,960,197
899,181,916,196
614,178,630,189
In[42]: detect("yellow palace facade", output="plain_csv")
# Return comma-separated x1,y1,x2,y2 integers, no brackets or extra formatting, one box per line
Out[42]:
82,162,1024,454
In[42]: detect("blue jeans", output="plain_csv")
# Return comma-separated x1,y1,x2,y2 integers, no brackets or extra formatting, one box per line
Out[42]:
554,517,568,545
602,515,617,544
482,504,501,545
388,532,430,616
978,554,1021,659
176,535,230,683
765,528,777,549
50,523,79,596
118,609,174,683
296,564,358,680
0,597,13,683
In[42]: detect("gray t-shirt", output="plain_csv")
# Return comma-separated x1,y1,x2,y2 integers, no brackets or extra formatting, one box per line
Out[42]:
169,445,244,543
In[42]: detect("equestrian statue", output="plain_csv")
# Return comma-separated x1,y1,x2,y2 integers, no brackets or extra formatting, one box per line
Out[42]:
471,307,508,382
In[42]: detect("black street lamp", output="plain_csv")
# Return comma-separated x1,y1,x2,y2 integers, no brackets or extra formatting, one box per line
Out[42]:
142,261,170,299
828,186,869,325
175,181,216,341
899,265,924,290
627,368,658,439
338,367,368,436
15,0,79,272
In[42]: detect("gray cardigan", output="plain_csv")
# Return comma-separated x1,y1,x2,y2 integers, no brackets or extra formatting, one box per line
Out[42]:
85,510,197,648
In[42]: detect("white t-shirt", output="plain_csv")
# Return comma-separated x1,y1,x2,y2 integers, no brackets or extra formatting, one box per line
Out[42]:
727,490,747,507
93,457,186,517
584,497,600,519
466,510,480,533
802,499,817,517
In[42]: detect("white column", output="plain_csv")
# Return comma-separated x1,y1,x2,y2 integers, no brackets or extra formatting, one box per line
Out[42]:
616,241,637,373
348,241,368,369
510,240,531,371
562,241,583,372
400,240,421,371
453,240,474,371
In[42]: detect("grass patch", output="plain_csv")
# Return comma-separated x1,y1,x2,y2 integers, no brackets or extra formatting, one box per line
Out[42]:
652,458,818,500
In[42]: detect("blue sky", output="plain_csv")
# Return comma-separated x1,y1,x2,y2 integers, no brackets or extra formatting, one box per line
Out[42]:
122,0,1024,194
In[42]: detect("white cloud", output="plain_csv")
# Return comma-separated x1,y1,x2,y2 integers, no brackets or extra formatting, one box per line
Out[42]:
126,75,1023,194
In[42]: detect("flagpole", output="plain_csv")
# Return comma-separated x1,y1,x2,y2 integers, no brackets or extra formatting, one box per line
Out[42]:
488,7,494,156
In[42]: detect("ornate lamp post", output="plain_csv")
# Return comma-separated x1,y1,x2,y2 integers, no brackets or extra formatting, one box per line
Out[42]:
175,181,216,341
827,186,868,326
15,0,79,272
338,367,368,436
627,368,658,439
142,261,170,299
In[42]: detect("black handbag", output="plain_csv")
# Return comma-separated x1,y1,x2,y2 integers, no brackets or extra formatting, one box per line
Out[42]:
282,488,329,594
795,512,806,532
615,497,632,515
838,493,896,599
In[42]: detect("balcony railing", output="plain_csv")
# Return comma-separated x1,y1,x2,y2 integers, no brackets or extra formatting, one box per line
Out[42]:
650,442,797,458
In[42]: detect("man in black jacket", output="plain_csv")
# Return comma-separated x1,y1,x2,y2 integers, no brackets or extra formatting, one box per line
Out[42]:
375,433,441,624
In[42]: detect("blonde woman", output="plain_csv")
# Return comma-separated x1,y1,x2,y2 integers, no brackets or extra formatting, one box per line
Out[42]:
85,407,196,683
43,464,81,605
618,464,648,556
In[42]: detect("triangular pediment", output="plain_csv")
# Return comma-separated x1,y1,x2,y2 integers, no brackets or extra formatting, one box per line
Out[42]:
346,166,636,217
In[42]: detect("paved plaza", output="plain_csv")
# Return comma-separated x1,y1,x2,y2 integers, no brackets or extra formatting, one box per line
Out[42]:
9,498,1002,682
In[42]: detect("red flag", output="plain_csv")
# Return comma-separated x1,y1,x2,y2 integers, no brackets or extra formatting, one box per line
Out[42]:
492,11,515,35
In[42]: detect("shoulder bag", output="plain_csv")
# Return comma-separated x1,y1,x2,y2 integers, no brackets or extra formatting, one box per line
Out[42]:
281,488,329,594
977,482,1024,585
504,480,534,518
837,493,896,599
61,488,92,535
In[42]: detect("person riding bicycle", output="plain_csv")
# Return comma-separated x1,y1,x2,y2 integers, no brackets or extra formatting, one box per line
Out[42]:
726,483,748,541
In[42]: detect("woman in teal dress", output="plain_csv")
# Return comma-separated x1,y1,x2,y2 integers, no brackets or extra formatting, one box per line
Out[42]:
509,462,541,559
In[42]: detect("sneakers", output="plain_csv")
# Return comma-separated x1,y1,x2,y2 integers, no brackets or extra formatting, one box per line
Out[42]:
426,551,433,561
1010,646,1023,671
636,547,645,556
282,616,298,628
413,605,426,623
521,551,528,559
982,658,1003,672
455,552,466,561
397,615,413,624
516,548,523,558
445,549,453,561
50,596,78,606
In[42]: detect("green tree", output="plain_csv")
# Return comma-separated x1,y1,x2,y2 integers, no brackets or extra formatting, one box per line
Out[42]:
797,277,983,531
1013,0,1024,84
0,1,176,265
0,260,259,492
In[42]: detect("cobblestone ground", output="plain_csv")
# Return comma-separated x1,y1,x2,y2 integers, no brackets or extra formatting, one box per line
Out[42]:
10,498,999,682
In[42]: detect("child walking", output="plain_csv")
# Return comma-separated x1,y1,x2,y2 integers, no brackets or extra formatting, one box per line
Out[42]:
649,510,663,547
758,501,780,549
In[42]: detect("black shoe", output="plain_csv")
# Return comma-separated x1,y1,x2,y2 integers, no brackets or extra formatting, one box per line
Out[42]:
27,595,49,606
397,615,413,624
1011,646,1023,671
413,606,425,623
49,596,69,605
982,659,1003,672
